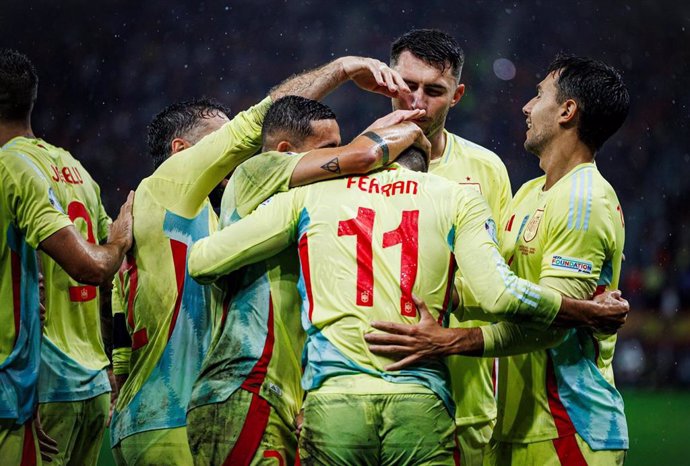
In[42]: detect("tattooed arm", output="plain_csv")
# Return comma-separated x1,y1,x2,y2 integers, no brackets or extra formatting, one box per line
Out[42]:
289,111,430,187
270,56,411,101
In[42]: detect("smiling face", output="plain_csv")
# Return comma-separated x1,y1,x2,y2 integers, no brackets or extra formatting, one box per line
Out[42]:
522,71,563,156
391,51,464,141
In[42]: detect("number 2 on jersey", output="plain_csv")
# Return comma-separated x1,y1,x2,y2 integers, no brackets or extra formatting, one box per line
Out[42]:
338,207,419,317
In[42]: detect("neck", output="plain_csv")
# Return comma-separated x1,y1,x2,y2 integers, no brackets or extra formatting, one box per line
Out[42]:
0,120,34,147
429,127,446,160
539,135,594,190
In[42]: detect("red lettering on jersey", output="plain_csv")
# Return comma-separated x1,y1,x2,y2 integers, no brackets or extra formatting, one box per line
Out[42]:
73,166,84,183
62,167,75,184
50,164,84,185
347,177,418,197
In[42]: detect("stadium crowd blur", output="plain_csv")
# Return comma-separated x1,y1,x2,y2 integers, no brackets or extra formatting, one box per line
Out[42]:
3,0,689,387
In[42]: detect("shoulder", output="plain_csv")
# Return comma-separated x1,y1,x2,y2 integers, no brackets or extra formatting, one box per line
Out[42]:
447,132,507,171
547,165,619,231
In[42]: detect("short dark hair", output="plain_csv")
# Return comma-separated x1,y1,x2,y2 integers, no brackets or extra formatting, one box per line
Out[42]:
548,54,630,152
390,29,464,80
262,95,336,147
147,98,229,168
0,49,38,122
397,145,428,173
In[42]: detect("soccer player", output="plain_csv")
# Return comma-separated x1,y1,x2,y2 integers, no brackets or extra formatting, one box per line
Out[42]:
108,56,414,466
388,29,512,465
0,49,115,466
0,49,133,465
186,95,427,466
366,55,631,465
186,133,626,464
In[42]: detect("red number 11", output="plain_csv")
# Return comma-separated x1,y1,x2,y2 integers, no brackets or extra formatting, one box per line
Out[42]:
338,207,419,316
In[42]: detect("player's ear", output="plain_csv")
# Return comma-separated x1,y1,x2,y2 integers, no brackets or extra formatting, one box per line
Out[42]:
170,138,191,154
559,99,578,124
276,140,295,153
450,83,465,107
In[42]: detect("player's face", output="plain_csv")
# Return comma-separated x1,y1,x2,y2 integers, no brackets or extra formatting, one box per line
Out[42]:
295,119,341,152
391,51,464,139
522,72,562,156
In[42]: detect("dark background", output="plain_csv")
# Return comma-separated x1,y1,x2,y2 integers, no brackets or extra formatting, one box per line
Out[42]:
2,0,690,389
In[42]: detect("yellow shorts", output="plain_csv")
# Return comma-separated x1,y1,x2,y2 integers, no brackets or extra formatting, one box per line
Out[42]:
484,433,626,466
299,391,459,466
38,392,109,466
112,426,193,466
0,419,40,466
186,388,296,466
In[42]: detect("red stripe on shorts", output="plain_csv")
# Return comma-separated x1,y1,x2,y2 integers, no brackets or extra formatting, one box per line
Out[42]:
21,420,37,466
223,393,271,466
546,355,587,465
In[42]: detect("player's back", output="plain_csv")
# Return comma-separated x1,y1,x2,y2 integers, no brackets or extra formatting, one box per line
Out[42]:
8,138,113,398
294,166,468,408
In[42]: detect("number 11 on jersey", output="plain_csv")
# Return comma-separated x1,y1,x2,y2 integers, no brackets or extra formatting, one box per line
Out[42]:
338,207,419,317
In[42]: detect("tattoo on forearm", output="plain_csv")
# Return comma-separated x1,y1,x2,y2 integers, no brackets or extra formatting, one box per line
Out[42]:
321,157,341,174
362,131,390,165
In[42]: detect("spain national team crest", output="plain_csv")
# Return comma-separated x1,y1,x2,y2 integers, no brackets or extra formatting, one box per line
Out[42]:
522,208,544,243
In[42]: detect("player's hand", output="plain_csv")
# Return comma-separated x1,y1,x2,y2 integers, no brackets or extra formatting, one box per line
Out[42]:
108,191,134,251
294,409,304,438
339,57,410,98
365,295,456,371
362,109,426,134
590,289,629,333
35,413,59,462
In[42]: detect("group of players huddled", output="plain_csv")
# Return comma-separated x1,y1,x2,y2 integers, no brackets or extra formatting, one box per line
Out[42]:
1,29,632,466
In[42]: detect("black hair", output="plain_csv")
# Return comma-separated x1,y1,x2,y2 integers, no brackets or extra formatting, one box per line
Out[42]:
0,49,38,122
397,145,429,173
390,29,464,79
548,54,630,152
262,95,336,147
147,98,229,168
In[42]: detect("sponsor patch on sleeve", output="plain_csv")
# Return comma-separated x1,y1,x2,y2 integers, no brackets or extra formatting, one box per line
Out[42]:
550,255,593,274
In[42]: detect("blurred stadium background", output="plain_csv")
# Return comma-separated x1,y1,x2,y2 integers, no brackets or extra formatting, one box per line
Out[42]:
3,1,689,464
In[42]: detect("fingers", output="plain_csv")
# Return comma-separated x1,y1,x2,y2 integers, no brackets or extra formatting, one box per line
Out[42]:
364,331,415,346
369,320,415,335
411,294,433,321
384,354,422,372
368,344,415,357
362,109,426,133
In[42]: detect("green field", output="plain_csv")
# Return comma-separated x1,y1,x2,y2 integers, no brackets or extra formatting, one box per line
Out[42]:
623,389,690,466
97,389,690,465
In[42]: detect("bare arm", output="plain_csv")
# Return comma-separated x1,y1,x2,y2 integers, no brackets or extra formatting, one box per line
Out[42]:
290,120,430,186
270,56,410,101
366,291,629,371
39,191,133,286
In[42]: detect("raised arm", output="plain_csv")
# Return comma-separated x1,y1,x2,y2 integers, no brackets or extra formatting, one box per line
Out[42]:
366,291,628,371
270,56,410,101
289,120,430,187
